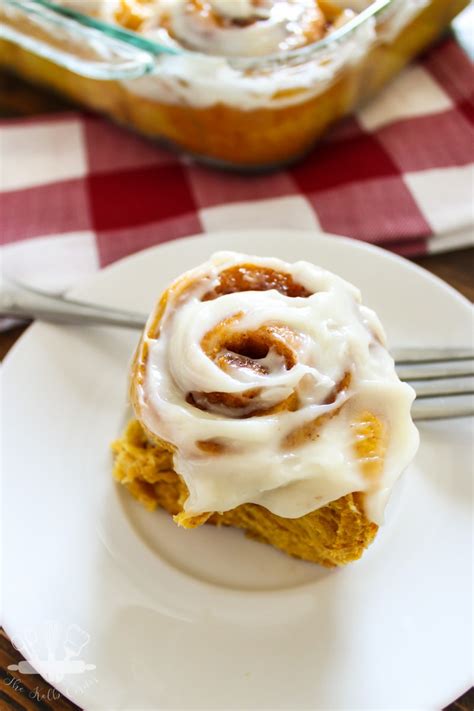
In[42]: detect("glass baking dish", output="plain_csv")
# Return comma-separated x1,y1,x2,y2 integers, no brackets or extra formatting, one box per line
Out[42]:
0,0,469,170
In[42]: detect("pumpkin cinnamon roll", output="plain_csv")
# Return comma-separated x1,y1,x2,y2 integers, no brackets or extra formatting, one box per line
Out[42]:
113,252,419,566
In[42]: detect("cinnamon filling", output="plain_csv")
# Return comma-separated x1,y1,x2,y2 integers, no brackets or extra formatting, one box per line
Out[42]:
216,324,299,370
187,388,262,416
202,264,313,300
192,311,303,416
196,438,229,454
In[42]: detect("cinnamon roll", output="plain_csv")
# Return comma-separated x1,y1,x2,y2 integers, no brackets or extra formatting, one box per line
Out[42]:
112,252,419,566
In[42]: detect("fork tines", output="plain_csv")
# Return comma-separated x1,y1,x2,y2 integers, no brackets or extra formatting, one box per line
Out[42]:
392,347,474,363
393,348,474,420
411,395,474,421
396,360,474,381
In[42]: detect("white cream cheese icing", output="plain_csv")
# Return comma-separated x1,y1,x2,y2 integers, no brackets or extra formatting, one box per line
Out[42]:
133,252,419,525
145,0,327,57
209,0,260,19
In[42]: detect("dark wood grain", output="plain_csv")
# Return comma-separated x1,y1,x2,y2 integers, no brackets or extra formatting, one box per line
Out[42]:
0,325,29,360
1,69,472,711
0,630,78,711
414,248,474,302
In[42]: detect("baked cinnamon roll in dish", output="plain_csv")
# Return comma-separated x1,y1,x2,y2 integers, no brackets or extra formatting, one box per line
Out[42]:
0,0,468,167
112,252,419,566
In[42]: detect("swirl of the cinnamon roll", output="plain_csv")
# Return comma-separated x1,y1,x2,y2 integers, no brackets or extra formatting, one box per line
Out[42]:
131,252,418,524
150,0,328,57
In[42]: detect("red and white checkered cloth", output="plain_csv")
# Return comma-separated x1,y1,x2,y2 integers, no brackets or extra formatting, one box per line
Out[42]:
1,37,473,294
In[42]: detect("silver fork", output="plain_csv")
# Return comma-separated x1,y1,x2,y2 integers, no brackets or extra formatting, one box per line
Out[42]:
1,279,473,421
391,348,473,421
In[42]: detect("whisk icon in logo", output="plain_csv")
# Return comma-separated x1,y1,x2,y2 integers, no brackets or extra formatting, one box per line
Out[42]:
8,621,96,684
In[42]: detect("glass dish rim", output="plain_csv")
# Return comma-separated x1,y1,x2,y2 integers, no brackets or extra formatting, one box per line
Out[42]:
14,0,396,68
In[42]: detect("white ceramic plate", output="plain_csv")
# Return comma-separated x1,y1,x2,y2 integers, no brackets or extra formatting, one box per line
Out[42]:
2,230,472,711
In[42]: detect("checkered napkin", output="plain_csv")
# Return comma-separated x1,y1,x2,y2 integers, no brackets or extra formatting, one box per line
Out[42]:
1,37,473,295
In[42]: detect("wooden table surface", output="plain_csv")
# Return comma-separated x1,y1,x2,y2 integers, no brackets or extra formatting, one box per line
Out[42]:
1,70,473,711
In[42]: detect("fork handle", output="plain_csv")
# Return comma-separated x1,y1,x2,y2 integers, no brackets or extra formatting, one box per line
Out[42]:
0,281,145,330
